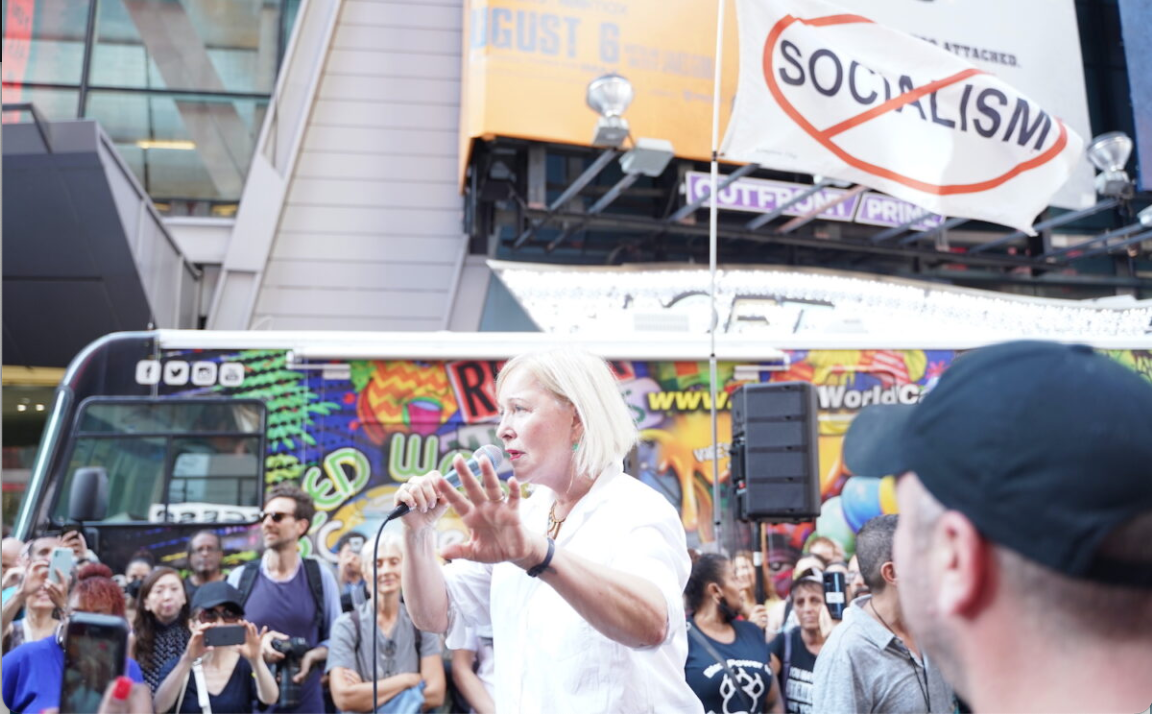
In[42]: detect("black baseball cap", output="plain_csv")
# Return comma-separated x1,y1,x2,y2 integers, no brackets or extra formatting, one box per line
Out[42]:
192,581,245,613
844,340,1152,588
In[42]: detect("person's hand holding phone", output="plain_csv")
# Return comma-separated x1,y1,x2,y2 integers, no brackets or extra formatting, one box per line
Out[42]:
185,621,211,662
42,677,152,714
238,621,268,663
61,530,89,562
48,547,75,586
44,567,70,610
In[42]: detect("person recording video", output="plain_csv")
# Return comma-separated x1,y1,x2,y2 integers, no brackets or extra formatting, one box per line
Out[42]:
2,564,145,714
152,582,277,713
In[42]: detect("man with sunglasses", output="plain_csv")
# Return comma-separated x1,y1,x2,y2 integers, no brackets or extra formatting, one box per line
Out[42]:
228,485,341,714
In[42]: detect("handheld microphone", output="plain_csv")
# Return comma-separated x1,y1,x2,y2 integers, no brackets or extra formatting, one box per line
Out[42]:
386,444,506,520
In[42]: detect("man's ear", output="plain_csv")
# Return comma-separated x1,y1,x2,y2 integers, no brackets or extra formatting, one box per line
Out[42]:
297,517,311,539
881,561,898,588
935,511,991,618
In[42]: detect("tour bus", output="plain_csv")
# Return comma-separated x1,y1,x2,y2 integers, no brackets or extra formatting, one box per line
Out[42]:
11,330,1152,585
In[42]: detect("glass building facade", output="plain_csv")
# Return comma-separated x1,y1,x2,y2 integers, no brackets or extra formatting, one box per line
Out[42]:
1,0,300,216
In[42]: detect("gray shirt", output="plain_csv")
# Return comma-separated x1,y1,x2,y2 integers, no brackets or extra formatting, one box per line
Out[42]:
813,596,954,714
325,600,442,682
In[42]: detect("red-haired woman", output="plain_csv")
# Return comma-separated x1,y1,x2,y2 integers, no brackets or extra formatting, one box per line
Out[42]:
1,563,146,714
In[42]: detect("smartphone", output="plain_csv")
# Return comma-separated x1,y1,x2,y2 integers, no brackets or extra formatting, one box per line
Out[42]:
48,546,75,584
60,613,129,714
823,571,847,620
204,625,247,647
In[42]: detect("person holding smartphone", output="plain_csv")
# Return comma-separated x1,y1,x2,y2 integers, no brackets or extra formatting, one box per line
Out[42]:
2,557,66,653
153,581,278,713
1,564,145,714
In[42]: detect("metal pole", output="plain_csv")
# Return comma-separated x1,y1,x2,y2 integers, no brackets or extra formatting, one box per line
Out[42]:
971,198,1120,254
745,179,834,230
708,0,726,552
669,162,759,223
513,148,618,249
1063,227,1152,261
776,184,867,234
77,0,100,117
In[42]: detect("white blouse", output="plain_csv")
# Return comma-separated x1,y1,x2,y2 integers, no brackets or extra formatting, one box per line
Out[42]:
443,461,704,714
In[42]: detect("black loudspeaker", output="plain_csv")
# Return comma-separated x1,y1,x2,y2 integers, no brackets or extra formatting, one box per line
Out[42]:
731,381,821,522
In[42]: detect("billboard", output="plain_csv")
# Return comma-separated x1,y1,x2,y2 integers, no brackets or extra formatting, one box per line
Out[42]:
460,0,1092,210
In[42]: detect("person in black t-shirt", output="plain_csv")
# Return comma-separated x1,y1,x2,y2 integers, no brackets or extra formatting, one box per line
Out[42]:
153,582,279,713
768,572,829,714
684,553,780,714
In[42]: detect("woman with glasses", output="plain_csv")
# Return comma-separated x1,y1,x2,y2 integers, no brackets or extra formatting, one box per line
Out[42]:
394,349,703,713
135,567,192,693
325,532,445,714
153,581,277,713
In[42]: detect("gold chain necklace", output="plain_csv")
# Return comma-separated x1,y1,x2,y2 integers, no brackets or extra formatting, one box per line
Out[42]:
547,502,566,539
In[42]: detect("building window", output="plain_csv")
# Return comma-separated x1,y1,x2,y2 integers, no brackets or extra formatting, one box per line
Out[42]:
1,0,299,217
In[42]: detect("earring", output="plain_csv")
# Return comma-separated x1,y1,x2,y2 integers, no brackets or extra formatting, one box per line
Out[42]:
571,442,579,452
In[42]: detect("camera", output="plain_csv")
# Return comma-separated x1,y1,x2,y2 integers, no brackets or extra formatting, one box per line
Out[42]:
270,636,310,709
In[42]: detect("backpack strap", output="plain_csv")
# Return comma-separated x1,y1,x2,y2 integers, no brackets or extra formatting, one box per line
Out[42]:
351,601,365,676
302,558,329,643
237,561,260,606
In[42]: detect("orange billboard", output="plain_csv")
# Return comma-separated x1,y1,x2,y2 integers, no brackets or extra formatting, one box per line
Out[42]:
460,0,740,178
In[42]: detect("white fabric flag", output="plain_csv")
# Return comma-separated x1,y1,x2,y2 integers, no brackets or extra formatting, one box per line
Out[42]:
721,0,1085,233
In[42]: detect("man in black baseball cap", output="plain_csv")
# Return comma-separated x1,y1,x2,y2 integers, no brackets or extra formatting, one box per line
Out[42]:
843,340,1152,714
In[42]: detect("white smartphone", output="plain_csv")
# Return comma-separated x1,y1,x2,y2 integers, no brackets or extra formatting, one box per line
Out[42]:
48,546,74,584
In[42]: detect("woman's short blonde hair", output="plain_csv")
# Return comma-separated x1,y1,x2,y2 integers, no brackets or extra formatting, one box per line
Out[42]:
360,530,404,567
497,348,638,478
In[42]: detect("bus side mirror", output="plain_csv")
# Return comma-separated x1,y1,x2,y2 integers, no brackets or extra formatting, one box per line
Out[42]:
69,467,109,523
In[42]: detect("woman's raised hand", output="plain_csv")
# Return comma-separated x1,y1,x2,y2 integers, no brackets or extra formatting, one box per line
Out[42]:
435,453,544,567
186,621,210,662
393,471,452,532
238,621,267,662
19,560,48,599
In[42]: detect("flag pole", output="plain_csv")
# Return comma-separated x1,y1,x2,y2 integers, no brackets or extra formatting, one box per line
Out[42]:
708,0,726,553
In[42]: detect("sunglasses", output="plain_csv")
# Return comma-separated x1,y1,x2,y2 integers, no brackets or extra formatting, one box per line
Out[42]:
258,511,295,523
198,608,243,624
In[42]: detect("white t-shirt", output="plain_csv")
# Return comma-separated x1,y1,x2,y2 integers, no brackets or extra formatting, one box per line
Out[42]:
445,625,496,713
443,461,704,714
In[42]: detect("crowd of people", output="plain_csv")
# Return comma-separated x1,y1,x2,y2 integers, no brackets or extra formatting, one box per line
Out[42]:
1,341,1149,714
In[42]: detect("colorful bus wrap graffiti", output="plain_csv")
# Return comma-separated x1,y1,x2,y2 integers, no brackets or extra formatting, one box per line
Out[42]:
152,346,1151,592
